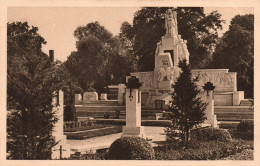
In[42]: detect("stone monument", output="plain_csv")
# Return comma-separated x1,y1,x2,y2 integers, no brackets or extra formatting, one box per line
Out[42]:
202,82,218,127
83,91,98,105
122,76,146,138
51,90,70,159
129,9,245,109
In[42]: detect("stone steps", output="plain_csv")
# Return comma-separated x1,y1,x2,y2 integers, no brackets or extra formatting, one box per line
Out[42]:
218,121,240,129
240,99,253,106
83,100,118,106
215,106,253,121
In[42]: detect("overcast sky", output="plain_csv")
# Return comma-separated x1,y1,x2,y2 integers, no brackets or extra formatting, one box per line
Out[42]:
8,7,254,62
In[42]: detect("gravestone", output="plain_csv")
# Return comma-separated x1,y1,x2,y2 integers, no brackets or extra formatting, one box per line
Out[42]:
83,91,98,104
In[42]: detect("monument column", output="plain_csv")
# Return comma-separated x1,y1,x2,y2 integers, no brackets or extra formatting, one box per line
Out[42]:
51,90,70,159
202,82,218,128
122,76,146,138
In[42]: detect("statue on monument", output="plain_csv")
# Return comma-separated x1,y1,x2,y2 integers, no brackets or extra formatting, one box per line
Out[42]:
158,67,166,82
165,9,178,36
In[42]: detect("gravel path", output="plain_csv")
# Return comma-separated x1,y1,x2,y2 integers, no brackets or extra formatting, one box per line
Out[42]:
67,126,166,152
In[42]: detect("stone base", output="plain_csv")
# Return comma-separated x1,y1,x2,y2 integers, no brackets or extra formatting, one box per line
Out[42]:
122,126,146,138
51,135,71,159
204,115,218,128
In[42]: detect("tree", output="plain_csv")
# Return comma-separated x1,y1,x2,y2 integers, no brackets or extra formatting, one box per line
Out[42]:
65,22,137,94
211,14,254,98
120,7,224,71
169,59,207,146
57,62,82,121
7,22,61,159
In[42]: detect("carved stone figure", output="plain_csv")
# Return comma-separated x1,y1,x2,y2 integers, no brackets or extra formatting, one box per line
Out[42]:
155,41,161,57
166,67,174,81
158,67,166,81
165,9,178,36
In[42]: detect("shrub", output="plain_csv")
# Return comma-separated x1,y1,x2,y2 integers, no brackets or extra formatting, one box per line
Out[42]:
104,113,110,119
190,127,232,142
236,120,254,140
64,105,78,122
94,119,171,127
115,110,120,119
154,140,253,160
64,120,96,129
107,137,155,160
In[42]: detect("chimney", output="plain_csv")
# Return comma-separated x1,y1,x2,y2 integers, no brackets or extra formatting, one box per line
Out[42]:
49,50,54,62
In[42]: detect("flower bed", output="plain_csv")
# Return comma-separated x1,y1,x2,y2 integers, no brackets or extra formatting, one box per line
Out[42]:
64,124,113,132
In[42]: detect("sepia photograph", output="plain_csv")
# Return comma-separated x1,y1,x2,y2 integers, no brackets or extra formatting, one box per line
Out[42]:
1,0,258,165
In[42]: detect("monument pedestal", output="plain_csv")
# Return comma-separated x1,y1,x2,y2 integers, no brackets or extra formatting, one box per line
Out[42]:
201,90,218,128
121,77,146,138
122,126,146,138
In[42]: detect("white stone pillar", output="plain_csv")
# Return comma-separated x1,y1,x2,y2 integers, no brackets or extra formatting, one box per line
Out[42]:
233,91,244,106
101,93,107,100
51,90,70,159
74,94,82,105
122,77,145,138
202,91,218,128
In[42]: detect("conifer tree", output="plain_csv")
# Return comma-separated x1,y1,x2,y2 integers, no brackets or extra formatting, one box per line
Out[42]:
7,22,62,159
169,59,207,146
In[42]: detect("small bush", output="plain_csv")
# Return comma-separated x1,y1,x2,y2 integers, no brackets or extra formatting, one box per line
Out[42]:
190,127,232,142
103,113,110,119
107,137,155,160
64,120,96,129
115,110,120,119
154,140,253,160
236,120,254,140
64,105,78,122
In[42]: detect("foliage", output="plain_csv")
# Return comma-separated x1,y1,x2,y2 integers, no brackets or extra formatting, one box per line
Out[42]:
64,120,95,129
93,119,171,127
235,120,254,140
154,140,253,160
65,22,137,94
120,7,224,71
103,112,110,119
107,137,155,160
190,127,232,142
7,22,61,159
168,59,207,146
211,14,254,98
69,151,107,160
222,149,253,160
64,105,78,122
115,110,121,119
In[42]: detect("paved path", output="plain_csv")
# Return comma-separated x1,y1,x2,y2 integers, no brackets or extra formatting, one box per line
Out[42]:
67,126,166,153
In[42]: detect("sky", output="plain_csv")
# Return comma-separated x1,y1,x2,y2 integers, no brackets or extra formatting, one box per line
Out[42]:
7,7,254,62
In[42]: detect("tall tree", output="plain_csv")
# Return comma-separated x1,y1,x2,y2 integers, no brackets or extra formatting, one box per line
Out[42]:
65,22,137,94
169,59,207,146
120,7,224,71
7,22,61,159
211,14,254,98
